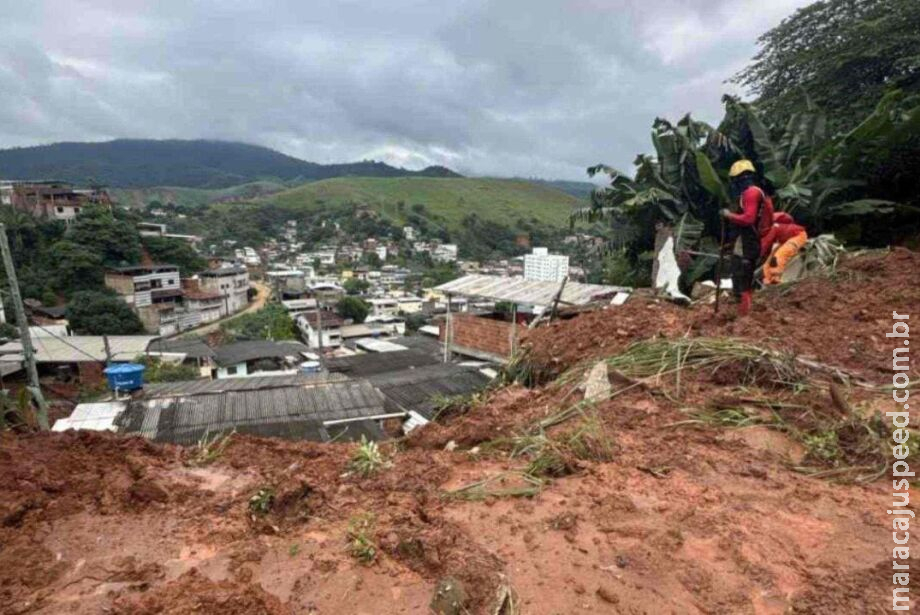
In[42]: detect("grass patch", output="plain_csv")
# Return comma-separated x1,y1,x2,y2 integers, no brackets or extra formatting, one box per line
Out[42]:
578,337,804,392
443,471,545,501
348,435,391,478
190,430,234,466
248,487,275,516
346,513,378,564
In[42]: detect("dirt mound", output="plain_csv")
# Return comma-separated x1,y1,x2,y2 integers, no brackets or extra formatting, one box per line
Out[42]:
521,248,920,381
110,568,292,615
0,430,182,528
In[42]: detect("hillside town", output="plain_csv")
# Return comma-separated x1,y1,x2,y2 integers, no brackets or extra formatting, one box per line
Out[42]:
0,178,620,448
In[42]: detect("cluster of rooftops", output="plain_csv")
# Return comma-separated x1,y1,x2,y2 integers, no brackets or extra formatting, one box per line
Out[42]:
51,335,494,445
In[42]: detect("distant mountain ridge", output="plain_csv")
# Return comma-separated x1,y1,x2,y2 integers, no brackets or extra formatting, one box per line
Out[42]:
0,139,461,189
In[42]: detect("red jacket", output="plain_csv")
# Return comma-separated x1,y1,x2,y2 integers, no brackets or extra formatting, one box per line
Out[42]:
726,186,775,257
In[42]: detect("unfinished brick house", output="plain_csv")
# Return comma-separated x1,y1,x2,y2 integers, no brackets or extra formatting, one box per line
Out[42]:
0,180,111,223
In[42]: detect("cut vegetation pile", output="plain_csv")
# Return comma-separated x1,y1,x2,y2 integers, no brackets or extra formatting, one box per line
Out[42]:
0,249,915,614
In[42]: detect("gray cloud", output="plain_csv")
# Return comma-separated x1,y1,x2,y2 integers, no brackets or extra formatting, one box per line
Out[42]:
0,0,812,180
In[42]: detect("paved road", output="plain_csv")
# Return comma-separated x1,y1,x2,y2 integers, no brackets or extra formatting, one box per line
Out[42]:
178,280,271,338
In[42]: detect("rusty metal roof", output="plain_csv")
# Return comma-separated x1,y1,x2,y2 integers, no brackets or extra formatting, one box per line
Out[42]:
435,275,629,307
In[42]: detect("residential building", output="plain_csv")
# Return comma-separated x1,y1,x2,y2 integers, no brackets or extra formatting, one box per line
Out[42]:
0,180,111,223
309,282,345,305
105,265,189,335
432,243,458,263
0,335,157,385
402,226,417,241
105,265,181,308
367,297,400,318
198,265,250,315
181,280,224,325
211,340,309,379
397,296,424,314
523,247,569,283
137,222,203,248
281,298,319,316
296,311,345,350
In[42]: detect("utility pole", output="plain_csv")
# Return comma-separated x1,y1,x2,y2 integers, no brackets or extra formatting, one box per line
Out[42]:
0,223,49,430
102,335,113,363
315,297,325,372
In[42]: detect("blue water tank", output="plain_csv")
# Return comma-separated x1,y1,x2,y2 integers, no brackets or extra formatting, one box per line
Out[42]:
103,363,145,391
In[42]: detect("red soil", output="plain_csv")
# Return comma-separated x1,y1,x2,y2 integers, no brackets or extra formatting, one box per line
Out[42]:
0,248,914,614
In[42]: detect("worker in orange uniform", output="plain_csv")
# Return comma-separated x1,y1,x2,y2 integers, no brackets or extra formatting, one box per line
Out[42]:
720,159,775,317
763,212,808,285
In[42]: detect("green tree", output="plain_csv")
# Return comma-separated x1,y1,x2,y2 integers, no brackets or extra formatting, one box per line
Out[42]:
735,0,920,132
343,278,370,295
48,240,105,295
66,291,145,335
336,297,370,323
134,355,199,382
68,204,142,266
142,236,207,276
578,91,920,285
221,303,295,341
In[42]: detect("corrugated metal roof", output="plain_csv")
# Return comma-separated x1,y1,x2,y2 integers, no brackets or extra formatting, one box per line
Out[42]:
147,338,215,359
143,372,349,397
436,274,630,307
0,335,157,363
325,349,440,377
386,335,443,358
117,379,385,445
370,363,491,419
213,340,308,367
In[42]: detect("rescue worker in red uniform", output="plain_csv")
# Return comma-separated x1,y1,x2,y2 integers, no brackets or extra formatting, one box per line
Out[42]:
720,160,775,317
763,211,808,285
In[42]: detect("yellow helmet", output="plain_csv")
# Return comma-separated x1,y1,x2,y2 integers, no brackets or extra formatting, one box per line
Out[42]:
729,159,756,178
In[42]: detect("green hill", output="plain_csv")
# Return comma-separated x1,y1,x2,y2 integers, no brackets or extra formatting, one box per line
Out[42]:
111,180,290,209
0,139,460,189
259,176,583,230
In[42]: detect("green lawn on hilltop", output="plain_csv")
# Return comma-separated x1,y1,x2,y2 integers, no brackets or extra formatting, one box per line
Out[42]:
259,176,583,229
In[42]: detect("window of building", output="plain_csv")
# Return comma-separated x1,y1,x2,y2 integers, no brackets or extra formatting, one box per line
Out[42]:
226,366,238,375
56,207,64,213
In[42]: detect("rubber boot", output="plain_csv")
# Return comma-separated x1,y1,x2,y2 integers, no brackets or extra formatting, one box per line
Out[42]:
738,290,753,317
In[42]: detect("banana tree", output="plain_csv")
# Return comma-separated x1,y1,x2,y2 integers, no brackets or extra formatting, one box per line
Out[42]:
577,89,918,287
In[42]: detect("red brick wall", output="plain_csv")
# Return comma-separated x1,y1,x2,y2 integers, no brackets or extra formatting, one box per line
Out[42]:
440,313,515,359
78,362,106,386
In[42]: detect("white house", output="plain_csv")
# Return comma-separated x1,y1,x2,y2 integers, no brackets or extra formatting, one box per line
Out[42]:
198,265,250,315
296,311,345,349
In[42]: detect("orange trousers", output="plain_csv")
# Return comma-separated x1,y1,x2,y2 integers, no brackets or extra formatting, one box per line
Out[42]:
763,232,807,285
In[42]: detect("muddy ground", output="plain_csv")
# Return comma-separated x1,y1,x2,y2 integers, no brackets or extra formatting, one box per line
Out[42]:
1,249,917,614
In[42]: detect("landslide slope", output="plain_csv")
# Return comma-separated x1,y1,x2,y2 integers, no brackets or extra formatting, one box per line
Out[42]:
1,249,915,614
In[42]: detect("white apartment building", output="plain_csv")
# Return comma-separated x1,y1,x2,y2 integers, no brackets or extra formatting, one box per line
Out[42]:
198,266,251,314
432,244,458,263
524,247,569,283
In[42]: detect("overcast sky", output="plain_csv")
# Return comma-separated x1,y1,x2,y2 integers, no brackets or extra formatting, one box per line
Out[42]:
0,0,813,180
